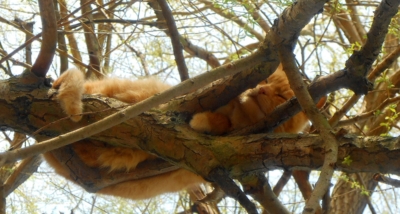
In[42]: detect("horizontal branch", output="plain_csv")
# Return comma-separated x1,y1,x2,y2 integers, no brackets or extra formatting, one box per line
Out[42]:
1,75,400,177
0,49,265,165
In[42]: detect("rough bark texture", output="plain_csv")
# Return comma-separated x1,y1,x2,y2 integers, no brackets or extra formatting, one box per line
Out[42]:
2,72,400,182
2,0,400,212
30,0,57,77
330,172,377,214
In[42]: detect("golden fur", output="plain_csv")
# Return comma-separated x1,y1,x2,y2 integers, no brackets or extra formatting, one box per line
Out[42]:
46,65,323,200
190,64,316,135
51,68,171,122
189,65,325,207
44,68,204,200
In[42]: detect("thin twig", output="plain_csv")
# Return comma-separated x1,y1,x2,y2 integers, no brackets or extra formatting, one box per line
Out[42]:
355,173,377,214
337,96,400,127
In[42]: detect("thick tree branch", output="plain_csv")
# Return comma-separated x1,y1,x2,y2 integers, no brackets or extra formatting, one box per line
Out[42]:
3,90,400,176
330,45,400,127
266,0,328,49
238,0,400,136
241,173,290,214
208,168,258,214
169,0,331,114
3,77,400,201
2,72,400,174
0,50,263,165
345,0,399,94
31,0,57,77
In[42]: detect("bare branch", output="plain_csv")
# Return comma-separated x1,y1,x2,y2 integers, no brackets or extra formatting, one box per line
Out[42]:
208,168,258,214
331,8,363,44
329,27,400,128
31,0,57,77
54,0,68,72
181,37,221,69
273,170,292,196
355,173,378,214
373,173,400,187
345,0,399,94
241,173,290,214
337,96,400,127
279,48,336,214
58,0,85,72
3,156,41,196
156,0,189,81
345,0,367,43
0,34,41,66
80,0,101,77
199,0,264,41
238,0,270,33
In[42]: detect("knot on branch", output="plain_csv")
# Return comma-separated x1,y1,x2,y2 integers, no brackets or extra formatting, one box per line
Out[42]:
343,68,373,95
10,70,49,91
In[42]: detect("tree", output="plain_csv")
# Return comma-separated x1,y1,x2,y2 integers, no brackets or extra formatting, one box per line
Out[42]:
0,0,400,213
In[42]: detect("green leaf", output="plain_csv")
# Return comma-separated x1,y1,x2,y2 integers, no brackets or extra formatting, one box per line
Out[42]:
342,155,353,166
